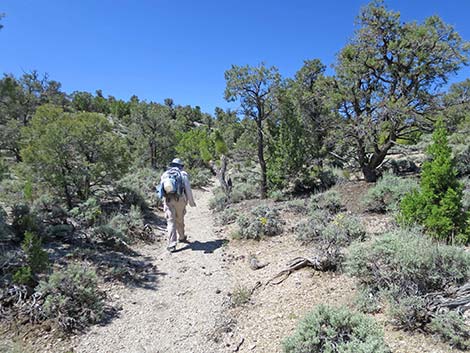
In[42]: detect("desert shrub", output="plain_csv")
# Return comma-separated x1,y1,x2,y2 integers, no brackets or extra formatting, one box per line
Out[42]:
362,173,418,213
462,177,470,212
0,206,15,242
31,194,72,237
346,228,470,298
70,197,102,227
295,209,330,244
400,121,469,243
310,190,344,214
208,189,229,212
116,168,161,209
218,208,238,225
13,232,49,286
187,167,212,189
296,211,364,246
347,228,470,341
453,143,470,177
230,181,258,203
11,205,41,240
354,287,382,314
268,189,289,202
94,205,146,243
283,305,390,353
235,206,284,240
37,264,104,332
387,294,428,330
323,213,365,246
429,311,470,350
283,199,308,215
230,285,251,307
0,157,8,181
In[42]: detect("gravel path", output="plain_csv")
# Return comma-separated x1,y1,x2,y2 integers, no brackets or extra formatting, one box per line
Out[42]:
76,189,229,353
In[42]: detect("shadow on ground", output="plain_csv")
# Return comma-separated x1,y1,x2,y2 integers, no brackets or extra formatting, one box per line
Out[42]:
48,237,166,291
174,239,228,254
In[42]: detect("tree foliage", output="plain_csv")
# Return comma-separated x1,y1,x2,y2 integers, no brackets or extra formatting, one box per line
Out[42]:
225,63,281,198
21,105,129,208
333,0,470,181
400,120,469,243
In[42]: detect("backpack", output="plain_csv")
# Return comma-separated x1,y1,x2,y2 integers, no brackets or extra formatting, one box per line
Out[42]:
159,167,184,198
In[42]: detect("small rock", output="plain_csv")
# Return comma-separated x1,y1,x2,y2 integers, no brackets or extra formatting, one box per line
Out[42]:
216,289,221,294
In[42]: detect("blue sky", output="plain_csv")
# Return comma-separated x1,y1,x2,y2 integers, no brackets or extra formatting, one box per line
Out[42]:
1,1,470,114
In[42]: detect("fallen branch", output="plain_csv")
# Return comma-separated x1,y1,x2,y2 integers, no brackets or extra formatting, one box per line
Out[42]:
266,253,339,286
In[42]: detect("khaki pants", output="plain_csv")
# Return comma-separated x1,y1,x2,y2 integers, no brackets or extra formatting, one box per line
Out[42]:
164,196,187,248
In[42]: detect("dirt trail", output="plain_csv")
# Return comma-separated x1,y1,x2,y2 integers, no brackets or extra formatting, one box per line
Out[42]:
76,189,229,353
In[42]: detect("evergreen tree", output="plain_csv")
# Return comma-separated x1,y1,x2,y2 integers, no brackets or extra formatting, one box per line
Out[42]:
400,120,469,243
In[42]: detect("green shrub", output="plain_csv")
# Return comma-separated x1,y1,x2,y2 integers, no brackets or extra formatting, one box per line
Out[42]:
400,121,469,243
187,167,212,189
37,264,104,332
11,205,41,240
116,168,161,209
95,205,145,243
231,182,258,203
453,142,470,177
283,199,308,215
0,157,8,181
346,228,470,298
387,294,428,330
354,287,382,314
218,208,238,225
268,189,288,202
295,209,330,244
13,232,49,286
208,189,228,212
310,190,344,214
462,177,470,212
230,285,251,307
0,206,14,242
31,194,71,237
323,213,365,246
70,197,102,227
295,211,364,246
235,206,284,240
429,311,470,350
362,173,418,213
283,305,390,353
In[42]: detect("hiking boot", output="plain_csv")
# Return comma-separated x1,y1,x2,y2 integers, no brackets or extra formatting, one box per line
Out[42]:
167,245,176,253
179,237,190,243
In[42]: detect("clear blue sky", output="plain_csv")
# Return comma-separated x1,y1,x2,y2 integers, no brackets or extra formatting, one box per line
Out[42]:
1,1,470,114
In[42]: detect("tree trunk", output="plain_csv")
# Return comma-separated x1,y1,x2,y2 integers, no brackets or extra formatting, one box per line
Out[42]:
362,165,378,182
149,140,157,169
257,118,267,199
210,155,232,199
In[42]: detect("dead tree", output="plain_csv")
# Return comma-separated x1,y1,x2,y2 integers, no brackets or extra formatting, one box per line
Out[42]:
210,155,232,199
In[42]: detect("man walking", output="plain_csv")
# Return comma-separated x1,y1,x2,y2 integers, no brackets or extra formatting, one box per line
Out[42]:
158,158,196,252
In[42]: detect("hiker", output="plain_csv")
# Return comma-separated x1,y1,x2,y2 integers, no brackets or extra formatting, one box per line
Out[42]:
157,158,196,252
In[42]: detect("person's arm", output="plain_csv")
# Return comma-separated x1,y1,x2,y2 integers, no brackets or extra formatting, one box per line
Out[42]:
182,172,196,207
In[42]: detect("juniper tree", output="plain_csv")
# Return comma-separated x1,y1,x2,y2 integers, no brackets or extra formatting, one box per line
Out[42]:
400,120,469,243
333,0,470,182
224,63,281,198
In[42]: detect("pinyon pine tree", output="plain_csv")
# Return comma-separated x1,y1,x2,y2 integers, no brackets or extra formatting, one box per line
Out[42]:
400,120,469,243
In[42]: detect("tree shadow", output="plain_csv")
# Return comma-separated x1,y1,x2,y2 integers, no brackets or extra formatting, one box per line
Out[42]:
173,239,228,254
47,238,165,291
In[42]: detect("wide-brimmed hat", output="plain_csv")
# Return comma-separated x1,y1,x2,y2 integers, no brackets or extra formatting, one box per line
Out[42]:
170,158,184,167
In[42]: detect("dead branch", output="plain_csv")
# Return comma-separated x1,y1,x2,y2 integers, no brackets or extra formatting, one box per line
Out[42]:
266,251,340,286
